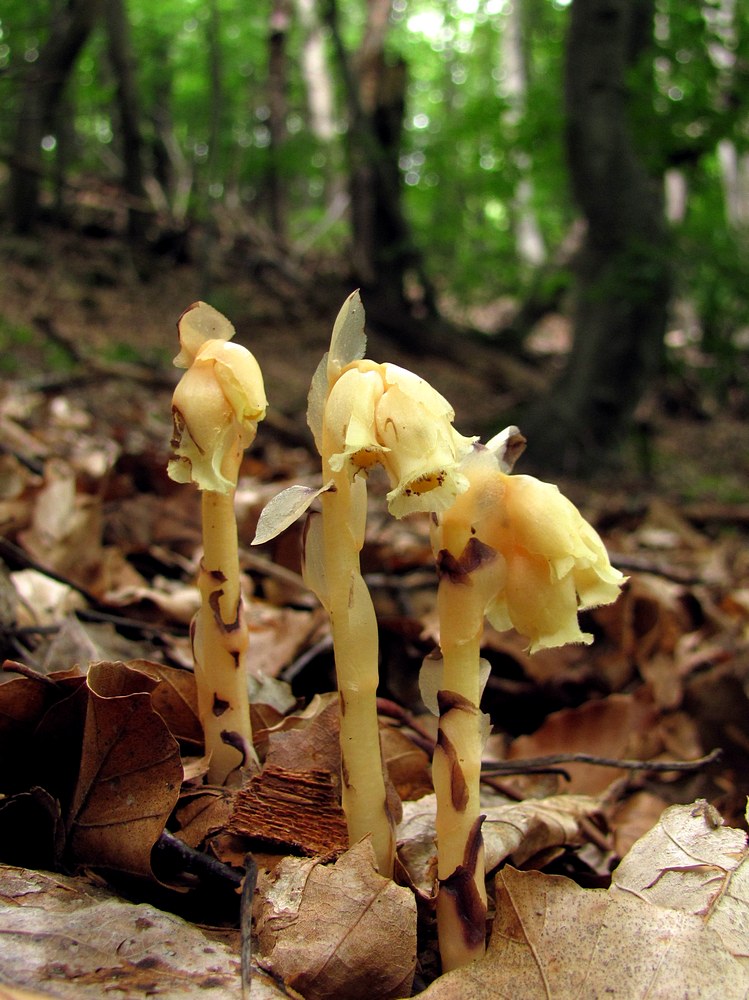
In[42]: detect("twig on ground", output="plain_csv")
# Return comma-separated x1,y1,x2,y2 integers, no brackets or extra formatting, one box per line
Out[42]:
482,747,722,776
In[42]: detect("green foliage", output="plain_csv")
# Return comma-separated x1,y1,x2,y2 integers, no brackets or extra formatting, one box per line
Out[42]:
0,0,747,389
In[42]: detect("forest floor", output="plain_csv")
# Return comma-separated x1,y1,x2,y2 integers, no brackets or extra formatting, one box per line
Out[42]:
1,223,749,998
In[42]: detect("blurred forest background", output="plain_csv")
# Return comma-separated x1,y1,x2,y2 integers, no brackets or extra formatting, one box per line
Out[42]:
0,0,748,478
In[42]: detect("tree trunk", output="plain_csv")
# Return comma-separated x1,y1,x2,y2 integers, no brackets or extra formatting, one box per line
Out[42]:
267,0,292,241
103,0,149,249
324,0,437,338
521,0,670,474
8,0,103,232
500,0,546,267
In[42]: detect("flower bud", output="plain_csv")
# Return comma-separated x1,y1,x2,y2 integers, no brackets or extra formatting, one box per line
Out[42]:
168,307,266,494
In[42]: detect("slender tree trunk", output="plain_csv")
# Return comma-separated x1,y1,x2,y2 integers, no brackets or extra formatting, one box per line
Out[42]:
522,0,670,473
8,0,103,232
103,0,149,249
324,0,437,336
296,0,336,143
500,0,546,267
267,0,292,241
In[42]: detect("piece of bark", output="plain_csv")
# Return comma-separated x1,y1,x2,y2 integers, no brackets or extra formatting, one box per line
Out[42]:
228,763,348,857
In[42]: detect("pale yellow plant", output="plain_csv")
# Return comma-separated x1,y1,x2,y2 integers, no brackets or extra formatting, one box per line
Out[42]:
169,301,266,785
255,290,474,875
431,428,627,969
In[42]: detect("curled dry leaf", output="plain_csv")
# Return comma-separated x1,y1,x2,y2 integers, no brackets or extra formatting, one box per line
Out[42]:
413,799,749,999
397,792,603,894
66,661,183,877
132,659,203,746
255,839,417,1000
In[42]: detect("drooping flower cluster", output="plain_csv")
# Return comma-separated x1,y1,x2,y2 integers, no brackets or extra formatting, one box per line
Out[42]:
323,359,476,518
433,428,627,654
169,302,267,494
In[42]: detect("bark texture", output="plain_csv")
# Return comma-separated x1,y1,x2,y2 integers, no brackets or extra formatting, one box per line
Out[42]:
522,0,670,473
104,0,149,248
8,0,103,232
324,0,437,339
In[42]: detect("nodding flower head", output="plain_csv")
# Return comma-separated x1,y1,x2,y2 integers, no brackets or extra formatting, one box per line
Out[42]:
435,433,626,653
168,302,267,493
323,359,476,518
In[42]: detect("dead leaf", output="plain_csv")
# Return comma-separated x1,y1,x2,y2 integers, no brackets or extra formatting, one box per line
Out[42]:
414,864,748,998
0,863,291,999
380,726,433,801
173,788,235,850
611,799,749,961
507,692,660,794
17,460,105,591
132,659,203,746
246,601,323,679
609,791,669,858
397,792,603,894
66,661,182,876
255,839,417,1000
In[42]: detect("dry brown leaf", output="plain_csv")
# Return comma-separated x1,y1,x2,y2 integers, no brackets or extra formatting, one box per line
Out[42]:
255,839,417,1000
397,792,602,894
414,864,748,999
611,799,749,961
380,726,433,801
246,601,323,679
66,661,182,876
133,658,203,746
609,791,669,858
17,460,106,591
507,692,659,794
40,617,155,671
172,787,235,850
0,863,292,999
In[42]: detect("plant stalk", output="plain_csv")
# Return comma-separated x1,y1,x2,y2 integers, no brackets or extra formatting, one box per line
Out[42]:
321,462,395,877
194,488,253,785
433,574,488,970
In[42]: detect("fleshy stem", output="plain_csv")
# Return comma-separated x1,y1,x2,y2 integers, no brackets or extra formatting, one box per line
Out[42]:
321,435,395,877
193,487,254,785
433,578,488,971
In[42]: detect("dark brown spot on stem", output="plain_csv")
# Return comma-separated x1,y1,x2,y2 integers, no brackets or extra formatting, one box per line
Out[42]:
213,695,230,717
437,689,475,716
437,537,497,584
208,591,242,632
221,730,249,767
439,869,486,951
435,729,469,812
463,814,486,874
